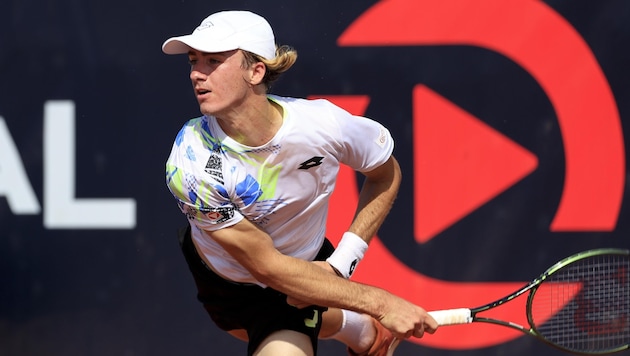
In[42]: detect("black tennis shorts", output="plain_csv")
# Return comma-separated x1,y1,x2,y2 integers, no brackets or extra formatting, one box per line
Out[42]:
178,226,334,355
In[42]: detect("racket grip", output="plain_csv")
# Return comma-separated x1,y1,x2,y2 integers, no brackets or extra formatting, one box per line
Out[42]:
428,308,473,326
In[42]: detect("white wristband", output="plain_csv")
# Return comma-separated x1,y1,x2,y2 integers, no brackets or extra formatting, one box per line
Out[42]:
326,231,368,278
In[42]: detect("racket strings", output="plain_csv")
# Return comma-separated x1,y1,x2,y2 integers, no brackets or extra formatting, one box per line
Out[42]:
530,253,630,353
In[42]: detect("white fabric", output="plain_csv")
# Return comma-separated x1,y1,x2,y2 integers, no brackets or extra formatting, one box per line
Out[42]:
165,95,394,286
162,10,276,59
326,310,375,352
326,231,368,278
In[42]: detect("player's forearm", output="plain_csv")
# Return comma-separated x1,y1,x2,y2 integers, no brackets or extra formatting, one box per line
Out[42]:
253,252,388,318
350,156,402,242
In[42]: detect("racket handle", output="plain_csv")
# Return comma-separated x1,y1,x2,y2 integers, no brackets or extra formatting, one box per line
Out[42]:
428,308,473,326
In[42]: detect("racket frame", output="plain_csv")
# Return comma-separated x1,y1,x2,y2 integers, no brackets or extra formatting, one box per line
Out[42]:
429,248,630,355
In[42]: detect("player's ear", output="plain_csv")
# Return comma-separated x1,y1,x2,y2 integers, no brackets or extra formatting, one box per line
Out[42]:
248,61,266,86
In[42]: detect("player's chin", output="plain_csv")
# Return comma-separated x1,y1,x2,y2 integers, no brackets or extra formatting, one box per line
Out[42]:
198,103,220,117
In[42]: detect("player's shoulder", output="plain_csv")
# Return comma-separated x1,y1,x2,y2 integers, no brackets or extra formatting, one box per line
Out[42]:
269,95,351,123
269,95,338,111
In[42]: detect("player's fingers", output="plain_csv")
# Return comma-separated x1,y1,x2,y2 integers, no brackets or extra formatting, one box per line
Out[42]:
413,326,425,338
424,325,437,334
392,328,413,340
424,314,439,334
399,330,413,340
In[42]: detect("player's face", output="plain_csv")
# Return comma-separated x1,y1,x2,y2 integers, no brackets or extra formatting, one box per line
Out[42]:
188,49,252,117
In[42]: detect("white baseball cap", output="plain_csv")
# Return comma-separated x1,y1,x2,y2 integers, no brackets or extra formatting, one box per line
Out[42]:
162,11,276,60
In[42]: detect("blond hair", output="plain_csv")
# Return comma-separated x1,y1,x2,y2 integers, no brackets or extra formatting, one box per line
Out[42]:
242,45,297,90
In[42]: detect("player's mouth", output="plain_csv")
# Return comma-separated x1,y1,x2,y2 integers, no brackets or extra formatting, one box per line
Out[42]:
196,88,211,99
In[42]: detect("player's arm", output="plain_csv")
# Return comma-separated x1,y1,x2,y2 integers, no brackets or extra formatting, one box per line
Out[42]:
326,155,402,278
350,154,401,242
205,219,436,339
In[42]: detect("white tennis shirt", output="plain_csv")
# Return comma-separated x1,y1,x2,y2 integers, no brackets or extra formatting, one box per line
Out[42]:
166,95,394,285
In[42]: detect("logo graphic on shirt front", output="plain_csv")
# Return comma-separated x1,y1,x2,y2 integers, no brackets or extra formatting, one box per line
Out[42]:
204,146,224,184
298,156,324,170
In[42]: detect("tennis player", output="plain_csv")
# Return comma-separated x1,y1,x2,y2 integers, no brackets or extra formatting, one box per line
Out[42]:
163,10,437,356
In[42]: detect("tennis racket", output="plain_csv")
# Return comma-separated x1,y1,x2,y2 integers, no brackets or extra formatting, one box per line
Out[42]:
415,248,629,355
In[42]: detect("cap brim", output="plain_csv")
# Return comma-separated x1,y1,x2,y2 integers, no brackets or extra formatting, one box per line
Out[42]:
162,35,239,55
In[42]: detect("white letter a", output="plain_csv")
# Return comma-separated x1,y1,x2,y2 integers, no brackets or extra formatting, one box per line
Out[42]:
0,117,41,214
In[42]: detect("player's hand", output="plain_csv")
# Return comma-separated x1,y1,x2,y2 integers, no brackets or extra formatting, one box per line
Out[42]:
378,296,439,339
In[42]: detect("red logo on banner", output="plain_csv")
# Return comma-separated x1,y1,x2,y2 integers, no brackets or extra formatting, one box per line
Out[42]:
317,0,625,351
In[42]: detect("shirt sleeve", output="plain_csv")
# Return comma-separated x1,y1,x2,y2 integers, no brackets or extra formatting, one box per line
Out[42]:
323,101,395,172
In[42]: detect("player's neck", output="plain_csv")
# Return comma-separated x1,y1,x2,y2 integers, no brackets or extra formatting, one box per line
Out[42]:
216,96,283,147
